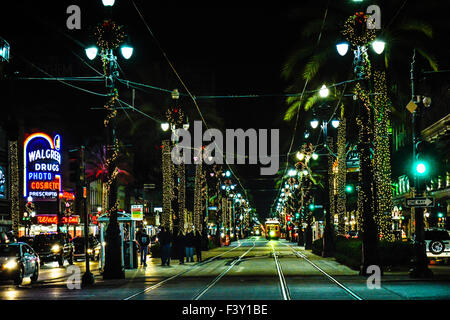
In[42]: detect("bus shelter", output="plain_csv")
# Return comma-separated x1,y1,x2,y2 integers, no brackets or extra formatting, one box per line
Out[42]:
97,212,138,270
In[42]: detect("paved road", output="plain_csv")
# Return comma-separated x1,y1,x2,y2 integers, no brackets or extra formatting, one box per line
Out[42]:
1,237,449,300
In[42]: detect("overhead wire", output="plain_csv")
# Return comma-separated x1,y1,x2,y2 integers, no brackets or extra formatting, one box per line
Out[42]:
130,0,252,204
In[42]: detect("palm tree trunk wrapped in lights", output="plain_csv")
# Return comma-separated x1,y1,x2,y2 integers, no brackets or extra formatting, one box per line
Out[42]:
222,197,228,236
373,70,394,242
8,141,19,235
323,136,336,257
193,163,203,234
336,117,347,236
177,163,186,232
162,139,174,230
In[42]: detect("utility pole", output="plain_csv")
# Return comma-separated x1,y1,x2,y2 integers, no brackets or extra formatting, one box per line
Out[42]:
103,48,125,279
81,145,95,285
409,49,433,278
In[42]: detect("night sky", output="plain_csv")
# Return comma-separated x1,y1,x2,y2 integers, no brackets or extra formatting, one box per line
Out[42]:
3,1,448,219
1,1,305,219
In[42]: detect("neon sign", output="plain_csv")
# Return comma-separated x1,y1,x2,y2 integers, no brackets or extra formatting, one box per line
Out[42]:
36,215,80,224
24,133,62,200
0,165,6,199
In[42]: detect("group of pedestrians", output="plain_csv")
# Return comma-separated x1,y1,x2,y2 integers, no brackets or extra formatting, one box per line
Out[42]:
135,225,204,267
157,226,203,266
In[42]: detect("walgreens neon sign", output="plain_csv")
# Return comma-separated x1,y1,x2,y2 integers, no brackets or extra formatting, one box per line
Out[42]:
36,215,79,224
24,133,62,200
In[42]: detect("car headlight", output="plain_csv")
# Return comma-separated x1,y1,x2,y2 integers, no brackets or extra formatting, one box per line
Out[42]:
51,244,60,252
3,260,18,270
87,249,93,254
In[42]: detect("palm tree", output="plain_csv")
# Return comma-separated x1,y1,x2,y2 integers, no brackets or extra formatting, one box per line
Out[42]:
281,0,440,274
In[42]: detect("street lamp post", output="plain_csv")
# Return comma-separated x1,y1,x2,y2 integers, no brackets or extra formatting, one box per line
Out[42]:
409,49,433,278
85,2,134,279
336,14,384,275
308,106,337,257
81,145,95,285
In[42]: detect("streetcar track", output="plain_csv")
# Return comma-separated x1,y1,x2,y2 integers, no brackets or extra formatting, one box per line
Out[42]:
123,239,247,300
283,243,364,300
271,243,291,300
192,240,256,300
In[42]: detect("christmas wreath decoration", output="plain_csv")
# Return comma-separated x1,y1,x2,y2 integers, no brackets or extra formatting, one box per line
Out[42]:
95,19,125,50
342,12,376,48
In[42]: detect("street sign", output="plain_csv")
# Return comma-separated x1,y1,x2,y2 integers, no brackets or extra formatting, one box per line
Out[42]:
131,205,144,220
406,100,418,113
406,197,435,208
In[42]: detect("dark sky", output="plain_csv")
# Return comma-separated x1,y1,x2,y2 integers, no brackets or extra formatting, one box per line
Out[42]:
5,1,447,219
2,1,302,218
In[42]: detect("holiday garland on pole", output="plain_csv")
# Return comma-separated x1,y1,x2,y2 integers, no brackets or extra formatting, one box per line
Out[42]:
8,141,19,235
373,70,394,241
336,117,347,236
162,140,174,230
194,162,204,234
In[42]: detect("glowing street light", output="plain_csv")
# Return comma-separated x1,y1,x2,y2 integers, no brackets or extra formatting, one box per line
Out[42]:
161,122,170,131
336,42,349,56
372,40,385,55
288,169,297,177
319,84,329,98
102,0,115,6
296,152,305,161
120,45,134,59
311,153,319,160
331,119,340,128
310,119,319,129
85,46,98,60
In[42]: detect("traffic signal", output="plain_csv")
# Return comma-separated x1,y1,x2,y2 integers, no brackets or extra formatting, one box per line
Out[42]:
295,213,300,219
68,148,85,185
345,184,354,193
309,203,315,210
413,140,430,176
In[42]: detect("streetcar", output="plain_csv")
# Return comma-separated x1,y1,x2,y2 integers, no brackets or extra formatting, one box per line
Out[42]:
265,219,281,240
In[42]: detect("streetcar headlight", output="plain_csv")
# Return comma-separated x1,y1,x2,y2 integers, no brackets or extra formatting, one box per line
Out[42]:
270,231,275,237
51,244,60,252
3,260,18,270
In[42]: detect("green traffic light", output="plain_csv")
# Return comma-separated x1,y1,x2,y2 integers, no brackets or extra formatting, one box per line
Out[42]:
309,204,315,210
415,162,427,174
345,185,354,193
437,212,444,218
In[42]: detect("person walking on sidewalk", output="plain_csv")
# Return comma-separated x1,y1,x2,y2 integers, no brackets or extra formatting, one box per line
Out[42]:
194,231,202,262
176,229,186,264
185,227,195,263
136,227,150,267
158,226,172,266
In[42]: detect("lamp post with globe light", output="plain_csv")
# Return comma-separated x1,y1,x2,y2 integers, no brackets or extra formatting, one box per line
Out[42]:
335,11,387,275
85,0,135,280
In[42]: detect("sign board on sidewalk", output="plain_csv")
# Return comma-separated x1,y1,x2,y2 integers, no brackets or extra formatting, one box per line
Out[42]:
406,197,435,208
131,205,144,220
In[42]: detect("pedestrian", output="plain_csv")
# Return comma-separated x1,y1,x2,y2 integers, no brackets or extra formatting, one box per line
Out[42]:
194,230,202,262
136,227,150,267
176,229,186,264
158,226,172,266
185,227,195,263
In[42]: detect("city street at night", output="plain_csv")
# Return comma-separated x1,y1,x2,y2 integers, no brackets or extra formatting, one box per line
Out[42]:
0,0,450,316
1,237,449,301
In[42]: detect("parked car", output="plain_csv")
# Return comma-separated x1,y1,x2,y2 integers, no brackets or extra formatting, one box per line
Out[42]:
72,236,101,261
0,243,39,285
424,229,450,261
32,233,74,267
18,236,35,247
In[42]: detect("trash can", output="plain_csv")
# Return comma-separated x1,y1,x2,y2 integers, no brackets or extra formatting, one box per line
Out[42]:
124,240,139,269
